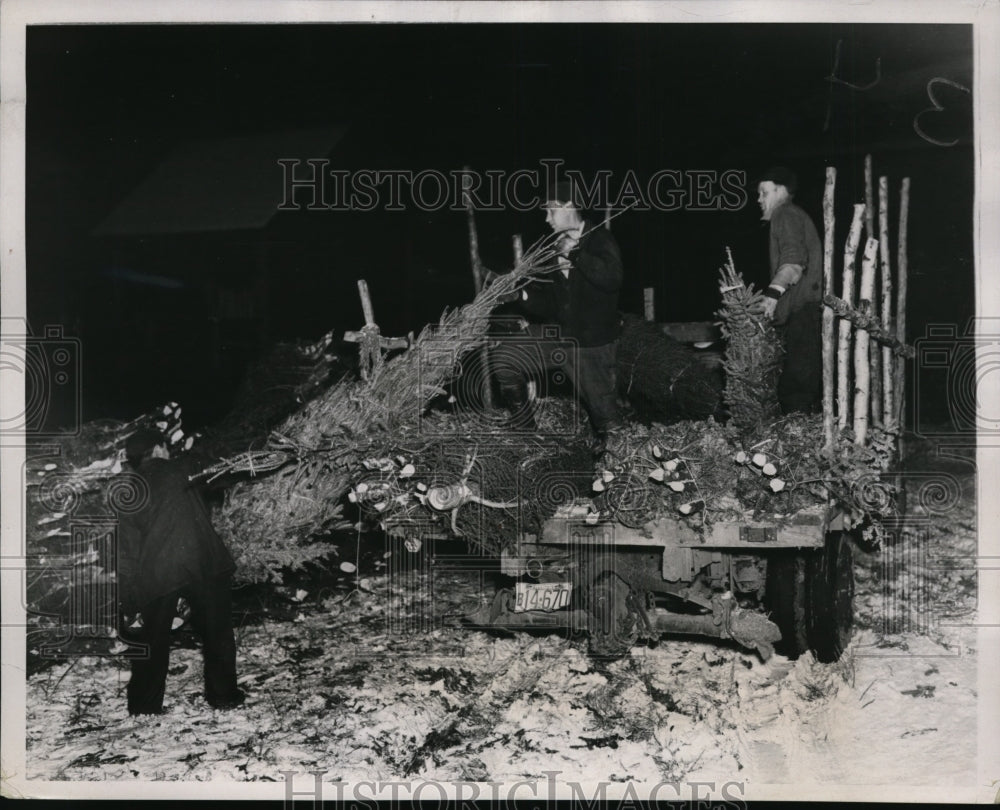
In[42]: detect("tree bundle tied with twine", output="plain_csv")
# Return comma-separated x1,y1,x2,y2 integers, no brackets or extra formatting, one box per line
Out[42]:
715,249,782,437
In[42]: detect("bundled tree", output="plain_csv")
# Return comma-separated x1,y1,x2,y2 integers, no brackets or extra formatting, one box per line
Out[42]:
616,313,723,423
716,249,783,437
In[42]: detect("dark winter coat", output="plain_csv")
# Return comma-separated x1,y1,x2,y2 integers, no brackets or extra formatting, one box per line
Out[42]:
768,200,823,326
117,457,235,613
521,222,623,347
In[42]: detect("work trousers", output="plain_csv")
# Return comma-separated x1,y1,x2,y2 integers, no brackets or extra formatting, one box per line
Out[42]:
777,305,823,414
127,574,239,715
491,322,621,434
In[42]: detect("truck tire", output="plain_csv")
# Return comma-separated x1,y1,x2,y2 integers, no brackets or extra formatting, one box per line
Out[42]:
587,572,638,658
764,550,811,658
806,531,855,663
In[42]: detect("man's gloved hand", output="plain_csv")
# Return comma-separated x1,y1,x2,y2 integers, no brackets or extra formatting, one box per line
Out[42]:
753,285,783,320
556,232,579,260
556,232,577,253
759,296,778,320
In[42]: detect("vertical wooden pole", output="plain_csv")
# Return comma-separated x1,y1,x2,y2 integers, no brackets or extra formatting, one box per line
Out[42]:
357,279,375,325
866,157,882,429
511,234,536,404
894,178,910,437
462,166,485,294
822,167,837,452
863,155,875,243
643,288,655,321
879,176,895,429
604,205,612,231
869,303,883,427
838,204,865,431
854,238,878,445
355,279,377,382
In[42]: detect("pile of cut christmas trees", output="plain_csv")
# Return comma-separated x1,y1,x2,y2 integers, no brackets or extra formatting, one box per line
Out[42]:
21,238,726,652
24,158,915,652
207,158,913,572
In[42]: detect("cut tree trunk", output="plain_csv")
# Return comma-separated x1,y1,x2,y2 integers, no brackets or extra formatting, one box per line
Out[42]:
879,175,895,429
822,167,837,452
838,205,865,431
823,295,915,358
894,178,910,436
867,157,882,428
854,238,879,445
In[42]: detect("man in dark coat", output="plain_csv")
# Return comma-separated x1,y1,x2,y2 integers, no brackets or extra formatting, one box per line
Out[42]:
492,179,624,441
756,166,824,413
118,429,244,715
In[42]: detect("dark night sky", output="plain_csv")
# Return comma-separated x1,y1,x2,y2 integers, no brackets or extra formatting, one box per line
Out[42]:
25,23,975,428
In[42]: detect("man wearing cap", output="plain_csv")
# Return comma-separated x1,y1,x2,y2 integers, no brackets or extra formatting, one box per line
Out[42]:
491,179,624,445
117,429,244,715
756,166,823,413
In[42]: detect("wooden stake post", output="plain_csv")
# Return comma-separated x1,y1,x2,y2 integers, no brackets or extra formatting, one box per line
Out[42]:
512,234,524,267
463,166,485,294
838,204,865,431
866,156,882,429
822,167,838,452
863,155,875,240
357,279,375,326
854,238,879,445
894,178,910,437
343,279,412,381
879,176,894,429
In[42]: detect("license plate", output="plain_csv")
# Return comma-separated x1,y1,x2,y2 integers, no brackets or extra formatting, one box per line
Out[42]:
513,582,572,613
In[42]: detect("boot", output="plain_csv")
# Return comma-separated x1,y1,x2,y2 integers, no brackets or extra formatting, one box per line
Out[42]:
207,688,246,710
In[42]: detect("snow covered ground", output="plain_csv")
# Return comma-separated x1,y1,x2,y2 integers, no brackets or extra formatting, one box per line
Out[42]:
17,442,988,801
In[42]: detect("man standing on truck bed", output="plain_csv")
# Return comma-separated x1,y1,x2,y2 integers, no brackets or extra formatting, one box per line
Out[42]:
491,178,624,450
756,166,823,413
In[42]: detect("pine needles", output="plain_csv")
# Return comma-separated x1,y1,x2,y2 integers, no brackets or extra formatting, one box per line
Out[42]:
214,232,568,582
617,314,723,422
716,249,782,437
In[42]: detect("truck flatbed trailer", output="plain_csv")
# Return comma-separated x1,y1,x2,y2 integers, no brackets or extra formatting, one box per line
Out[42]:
464,501,855,661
